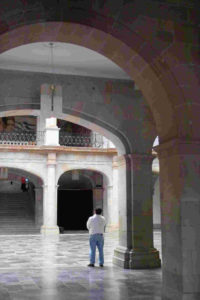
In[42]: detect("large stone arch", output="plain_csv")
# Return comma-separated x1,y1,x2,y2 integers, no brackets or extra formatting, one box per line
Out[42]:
0,3,199,298
0,21,187,142
6,167,43,187
0,159,45,184
57,166,111,188
57,167,113,229
0,166,44,230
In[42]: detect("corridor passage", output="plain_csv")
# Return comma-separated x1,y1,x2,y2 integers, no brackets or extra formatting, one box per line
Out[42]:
0,231,162,300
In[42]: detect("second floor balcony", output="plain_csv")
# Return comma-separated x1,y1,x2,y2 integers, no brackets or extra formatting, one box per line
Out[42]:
0,131,114,149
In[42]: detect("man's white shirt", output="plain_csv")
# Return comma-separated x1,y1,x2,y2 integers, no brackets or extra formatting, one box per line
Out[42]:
86,214,106,234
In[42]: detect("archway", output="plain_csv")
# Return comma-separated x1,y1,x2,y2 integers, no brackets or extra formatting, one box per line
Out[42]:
0,167,43,234
0,4,198,299
57,169,105,231
0,21,185,143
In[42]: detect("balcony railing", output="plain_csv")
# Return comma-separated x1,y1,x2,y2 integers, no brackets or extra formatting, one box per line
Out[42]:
0,132,107,148
0,132,44,145
59,133,104,148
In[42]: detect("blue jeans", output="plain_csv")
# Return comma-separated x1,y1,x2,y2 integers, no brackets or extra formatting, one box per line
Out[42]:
89,234,104,265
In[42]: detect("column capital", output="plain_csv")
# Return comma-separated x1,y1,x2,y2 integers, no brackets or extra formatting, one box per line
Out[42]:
154,139,200,158
107,185,113,189
47,153,57,165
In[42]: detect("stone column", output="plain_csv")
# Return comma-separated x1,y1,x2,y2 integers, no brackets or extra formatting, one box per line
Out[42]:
110,159,119,231
113,154,161,269
113,155,132,268
41,153,59,235
129,153,161,268
155,139,200,300
34,186,43,228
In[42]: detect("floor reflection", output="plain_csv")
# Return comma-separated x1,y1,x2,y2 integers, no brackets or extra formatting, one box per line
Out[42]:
0,230,162,300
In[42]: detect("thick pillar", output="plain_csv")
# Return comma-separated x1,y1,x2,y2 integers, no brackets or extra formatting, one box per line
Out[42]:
113,154,161,269
156,140,200,300
112,155,132,268
129,154,161,268
41,153,59,235
35,186,43,228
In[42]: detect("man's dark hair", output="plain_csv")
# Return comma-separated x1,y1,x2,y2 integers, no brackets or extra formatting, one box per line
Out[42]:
95,208,102,215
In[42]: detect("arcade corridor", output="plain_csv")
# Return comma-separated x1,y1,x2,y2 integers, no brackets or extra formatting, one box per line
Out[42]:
0,230,161,300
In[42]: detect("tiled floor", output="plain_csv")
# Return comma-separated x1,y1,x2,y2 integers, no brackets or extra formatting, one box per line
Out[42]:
0,230,162,300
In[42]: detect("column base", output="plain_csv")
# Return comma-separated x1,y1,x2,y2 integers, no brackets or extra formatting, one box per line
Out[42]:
113,246,131,269
113,246,161,269
40,225,60,235
129,248,161,269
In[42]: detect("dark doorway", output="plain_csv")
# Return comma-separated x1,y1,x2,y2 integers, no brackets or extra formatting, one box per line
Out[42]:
57,189,93,230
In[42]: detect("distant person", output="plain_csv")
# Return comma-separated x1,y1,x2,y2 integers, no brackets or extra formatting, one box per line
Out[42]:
21,177,26,192
3,117,15,132
25,178,29,191
86,208,106,267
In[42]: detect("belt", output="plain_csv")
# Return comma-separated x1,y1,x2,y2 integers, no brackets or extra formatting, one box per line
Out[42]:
90,233,103,235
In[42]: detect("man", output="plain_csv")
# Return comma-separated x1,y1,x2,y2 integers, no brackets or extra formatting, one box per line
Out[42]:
86,208,106,267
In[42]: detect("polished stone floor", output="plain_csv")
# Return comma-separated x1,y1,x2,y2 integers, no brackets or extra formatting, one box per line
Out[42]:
0,230,162,300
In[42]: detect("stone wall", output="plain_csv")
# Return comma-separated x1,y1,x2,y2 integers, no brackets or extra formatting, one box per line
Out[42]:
0,69,157,154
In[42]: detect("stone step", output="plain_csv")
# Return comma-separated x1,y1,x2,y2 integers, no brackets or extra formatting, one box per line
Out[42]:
0,192,37,234
0,221,34,224
0,212,28,214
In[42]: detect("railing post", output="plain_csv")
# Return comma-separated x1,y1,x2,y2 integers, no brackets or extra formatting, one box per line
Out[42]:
44,118,60,146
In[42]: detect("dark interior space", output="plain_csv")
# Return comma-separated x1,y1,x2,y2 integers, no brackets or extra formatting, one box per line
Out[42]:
57,189,93,230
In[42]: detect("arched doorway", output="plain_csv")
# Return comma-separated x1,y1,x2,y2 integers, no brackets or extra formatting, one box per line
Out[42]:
57,170,104,231
0,167,42,234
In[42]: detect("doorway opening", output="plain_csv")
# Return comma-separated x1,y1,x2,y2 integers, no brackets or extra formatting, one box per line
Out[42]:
57,169,104,232
0,167,40,234
58,189,93,230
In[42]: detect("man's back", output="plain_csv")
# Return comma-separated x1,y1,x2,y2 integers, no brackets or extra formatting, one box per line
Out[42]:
87,214,106,235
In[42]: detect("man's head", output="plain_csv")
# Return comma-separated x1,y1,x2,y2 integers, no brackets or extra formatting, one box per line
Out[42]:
95,208,102,215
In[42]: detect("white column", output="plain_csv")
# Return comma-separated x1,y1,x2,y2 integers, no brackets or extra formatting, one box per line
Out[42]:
111,158,119,231
41,153,59,235
105,185,114,232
